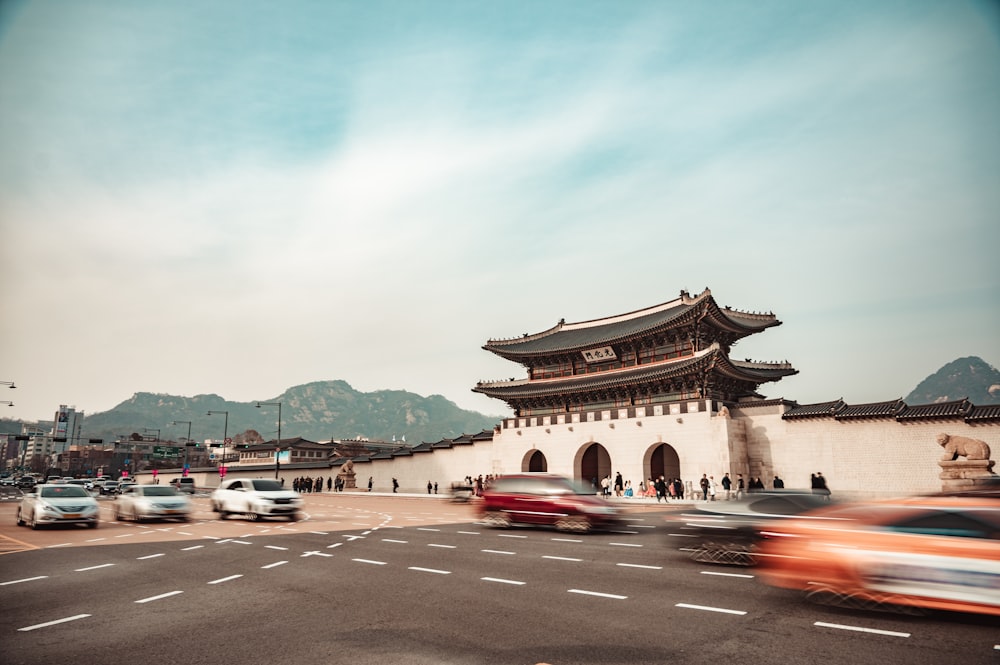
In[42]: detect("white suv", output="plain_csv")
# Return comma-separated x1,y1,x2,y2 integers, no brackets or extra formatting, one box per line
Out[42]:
211,478,303,521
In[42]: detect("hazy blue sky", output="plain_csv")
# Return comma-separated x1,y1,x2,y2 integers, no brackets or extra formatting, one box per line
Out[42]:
1,0,998,426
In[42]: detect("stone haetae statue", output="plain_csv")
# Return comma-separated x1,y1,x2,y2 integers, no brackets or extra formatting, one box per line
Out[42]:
937,433,991,461
337,458,357,489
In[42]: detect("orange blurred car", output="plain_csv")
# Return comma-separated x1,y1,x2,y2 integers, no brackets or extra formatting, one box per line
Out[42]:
756,496,1000,616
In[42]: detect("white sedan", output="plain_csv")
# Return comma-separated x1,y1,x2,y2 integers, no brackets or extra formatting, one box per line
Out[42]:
17,484,100,529
114,484,192,522
211,478,303,521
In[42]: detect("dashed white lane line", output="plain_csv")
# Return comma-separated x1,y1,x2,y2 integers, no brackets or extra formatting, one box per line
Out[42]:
261,561,288,569
46,542,71,548
382,539,408,544
352,558,387,566
136,553,165,560
208,574,243,585
457,531,480,535
428,543,456,549
410,567,451,575
814,622,910,638
551,538,582,543
542,555,582,562
482,577,525,585
135,590,183,604
1,576,48,586
181,545,204,551
417,527,441,532
265,545,288,551
569,589,627,600
700,571,753,579
75,563,115,572
482,549,515,555
676,603,746,616
609,542,642,548
85,537,107,542
617,563,661,570
498,534,527,539
18,614,90,632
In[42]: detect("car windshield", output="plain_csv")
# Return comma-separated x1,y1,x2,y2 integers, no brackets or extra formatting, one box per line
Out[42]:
140,486,178,496
250,479,284,491
40,486,89,498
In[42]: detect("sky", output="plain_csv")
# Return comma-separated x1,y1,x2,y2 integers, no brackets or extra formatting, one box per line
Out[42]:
1,0,998,425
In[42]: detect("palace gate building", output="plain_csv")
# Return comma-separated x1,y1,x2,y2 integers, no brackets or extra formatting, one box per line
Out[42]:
153,288,998,498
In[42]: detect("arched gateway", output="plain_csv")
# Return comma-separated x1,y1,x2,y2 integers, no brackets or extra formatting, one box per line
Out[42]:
522,449,547,472
576,442,611,489
646,443,680,484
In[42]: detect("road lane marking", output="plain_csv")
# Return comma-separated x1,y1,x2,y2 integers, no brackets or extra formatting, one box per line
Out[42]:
231,540,253,545
1,576,48,586
135,590,183,603
136,553,165,560
75,564,115,572
302,551,333,557
327,543,343,549
418,527,441,531
261,561,288,569
309,530,329,535
482,577,525,585
482,549,515,555
85,537,107,542
265,545,289,550
382,539,408,544
352,558,387,565
676,603,746,615
551,538,582,543
410,567,451,575
569,589,627,600
700,571,754,579
498,534,527,539
543,555,582,562
115,533,135,538
609,542,642,547
208,574,243,584
814,622,910,638
457,531,480,535
617,563,662,570
181,545,204,551
18,614,90,631
46,542,71,548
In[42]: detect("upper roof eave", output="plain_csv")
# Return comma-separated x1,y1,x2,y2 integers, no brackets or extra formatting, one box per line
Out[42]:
482,288,780,359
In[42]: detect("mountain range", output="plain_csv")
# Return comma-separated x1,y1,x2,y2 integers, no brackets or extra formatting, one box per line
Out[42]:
2,357,997,443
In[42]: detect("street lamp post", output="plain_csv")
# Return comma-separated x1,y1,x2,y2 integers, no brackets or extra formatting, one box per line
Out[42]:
255,401,282,480
207,410,229,474
171,420,193,475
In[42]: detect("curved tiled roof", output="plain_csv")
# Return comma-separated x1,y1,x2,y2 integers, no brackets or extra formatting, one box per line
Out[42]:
836,399,905,420
967,403,1000,423
482,288,780,359
782,400,846,419
474,345,796,400
896,398,973,421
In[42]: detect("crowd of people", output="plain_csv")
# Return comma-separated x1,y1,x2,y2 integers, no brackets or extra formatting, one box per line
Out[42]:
291,475,350,492
595,470,828,502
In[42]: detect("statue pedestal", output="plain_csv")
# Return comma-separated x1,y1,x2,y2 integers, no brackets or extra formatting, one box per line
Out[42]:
338,471,357,489
938,459,996,492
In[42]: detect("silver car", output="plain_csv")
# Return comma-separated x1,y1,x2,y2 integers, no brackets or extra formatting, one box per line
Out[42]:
114,484,192,522
211,478,303,521
17,484,100,529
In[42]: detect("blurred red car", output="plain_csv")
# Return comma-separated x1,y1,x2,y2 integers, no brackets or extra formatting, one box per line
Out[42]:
480,474,623,533
756,496,1000,616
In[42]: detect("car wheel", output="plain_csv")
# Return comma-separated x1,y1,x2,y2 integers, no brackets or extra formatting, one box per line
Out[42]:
246,511,260,521
555,515,590,533
114,508,123,521
30,512,40,530
87,521,98,529
15,509,24,526
288,512,300,522
483,510,511,528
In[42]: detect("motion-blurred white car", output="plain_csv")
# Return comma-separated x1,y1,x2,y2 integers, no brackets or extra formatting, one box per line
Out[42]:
17,484,100,529
211,478,303,521
114,484,192,522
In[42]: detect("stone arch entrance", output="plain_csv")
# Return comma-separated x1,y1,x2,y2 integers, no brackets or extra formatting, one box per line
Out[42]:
522,449,548,472
575,442,611,491
645,442,680,483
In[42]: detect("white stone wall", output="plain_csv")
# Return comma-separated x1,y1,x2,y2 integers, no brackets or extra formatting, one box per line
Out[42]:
149,407,999,499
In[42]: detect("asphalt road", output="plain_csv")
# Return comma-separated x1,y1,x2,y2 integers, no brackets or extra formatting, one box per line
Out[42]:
0,492,996,665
